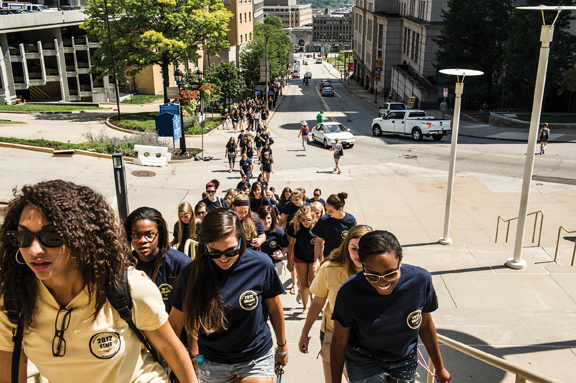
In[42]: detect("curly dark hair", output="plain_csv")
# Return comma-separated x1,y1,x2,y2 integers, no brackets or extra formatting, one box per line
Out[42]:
0,180,133,330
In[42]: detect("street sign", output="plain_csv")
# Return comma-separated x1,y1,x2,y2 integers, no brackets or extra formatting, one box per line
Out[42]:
443,88,448,98
375,71,381,80
189,82,200,90
166,87,179,99
375,68,383,72
160,102,179,116
155,112,182,142
349,63,353,71
375,59,383,69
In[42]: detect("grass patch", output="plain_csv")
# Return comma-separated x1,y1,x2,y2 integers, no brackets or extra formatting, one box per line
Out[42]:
0,120,25,124
185,116,222,135
512,115,576,124
0,104,105,112
110,112,158,132
120,94,164,104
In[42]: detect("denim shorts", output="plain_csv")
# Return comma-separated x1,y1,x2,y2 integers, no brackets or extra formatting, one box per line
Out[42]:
345,345,418,383
198,348,275,383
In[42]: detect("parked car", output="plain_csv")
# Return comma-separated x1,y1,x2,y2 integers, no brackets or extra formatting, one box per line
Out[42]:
310,122,355,148
379,102,407,118
321,87,335,97
371,110,451,141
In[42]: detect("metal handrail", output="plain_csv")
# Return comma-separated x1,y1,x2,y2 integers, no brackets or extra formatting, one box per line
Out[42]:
553,226,576,266
495,210,543,246
425,334,563,383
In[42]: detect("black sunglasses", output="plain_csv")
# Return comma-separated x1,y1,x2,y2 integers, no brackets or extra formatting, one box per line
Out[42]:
7,230,63,248
204,239,242,259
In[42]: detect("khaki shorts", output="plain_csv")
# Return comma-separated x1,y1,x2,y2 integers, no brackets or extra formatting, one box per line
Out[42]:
319,329,333,362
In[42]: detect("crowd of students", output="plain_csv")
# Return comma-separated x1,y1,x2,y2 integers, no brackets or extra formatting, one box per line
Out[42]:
0,176,450,383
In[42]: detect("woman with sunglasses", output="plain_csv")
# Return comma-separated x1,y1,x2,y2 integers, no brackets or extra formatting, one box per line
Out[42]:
200,180,228,212
286,205,318,314
330,231,450,383
168,208,288,383
312,193,356,270
307,188,326,208
0,180,196,383
298,225,372,383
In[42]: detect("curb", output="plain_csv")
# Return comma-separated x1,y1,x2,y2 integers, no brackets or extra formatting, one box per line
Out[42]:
0,141,134,162
105,117,222,138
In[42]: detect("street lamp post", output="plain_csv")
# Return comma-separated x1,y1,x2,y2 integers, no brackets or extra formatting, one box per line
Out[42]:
195,68,207,160
103,0,121,121
438,69,483,246
173,68,188,156
507,5,576,269
226,69,231,110
265,28,284,110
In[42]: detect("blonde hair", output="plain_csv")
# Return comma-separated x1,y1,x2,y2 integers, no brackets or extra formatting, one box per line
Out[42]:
322,225,373,277
310,201,325,217
292,205,317,234
295,187,307,202
177,202,196,246
232,194,257,241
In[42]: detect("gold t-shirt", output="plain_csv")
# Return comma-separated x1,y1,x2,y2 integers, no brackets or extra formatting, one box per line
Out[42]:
0,268,168,383
310,261,358,333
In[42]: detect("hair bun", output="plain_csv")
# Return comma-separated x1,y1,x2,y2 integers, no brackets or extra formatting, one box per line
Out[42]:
337,192,348,200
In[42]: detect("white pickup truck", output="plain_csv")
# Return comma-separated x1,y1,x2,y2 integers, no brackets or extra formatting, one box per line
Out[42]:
371,110,451,141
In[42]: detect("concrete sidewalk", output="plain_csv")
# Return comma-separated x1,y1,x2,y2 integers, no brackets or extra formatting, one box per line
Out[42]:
1,81,575,382
322,61,576,143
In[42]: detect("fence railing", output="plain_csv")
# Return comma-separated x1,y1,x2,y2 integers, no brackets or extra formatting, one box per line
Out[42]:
554,226,576,266
495,211,543,246
426,334,563,383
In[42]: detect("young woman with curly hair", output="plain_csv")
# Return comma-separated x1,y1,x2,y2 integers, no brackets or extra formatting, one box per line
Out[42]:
0,180,196,383
168,208,288,382
298,224,373,383
286,205,318,314
313,192,357,270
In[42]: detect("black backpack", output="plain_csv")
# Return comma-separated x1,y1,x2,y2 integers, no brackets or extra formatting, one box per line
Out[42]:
5,270,160,383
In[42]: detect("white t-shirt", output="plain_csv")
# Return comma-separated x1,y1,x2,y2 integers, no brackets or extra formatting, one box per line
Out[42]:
0,268,168,383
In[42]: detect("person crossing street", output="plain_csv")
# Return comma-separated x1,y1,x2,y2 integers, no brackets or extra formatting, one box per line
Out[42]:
298,121,310,151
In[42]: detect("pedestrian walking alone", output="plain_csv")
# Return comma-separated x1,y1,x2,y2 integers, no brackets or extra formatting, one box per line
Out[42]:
298,121,310,151
225,137,238,173
539,122,550,155
316,110,324,125
330,138,343,174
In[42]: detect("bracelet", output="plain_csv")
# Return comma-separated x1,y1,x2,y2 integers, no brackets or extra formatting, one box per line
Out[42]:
277,341,287,347
275,347,288,356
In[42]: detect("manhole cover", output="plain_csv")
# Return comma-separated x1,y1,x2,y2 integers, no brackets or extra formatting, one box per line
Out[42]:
52,153,73,158
132,170,156,177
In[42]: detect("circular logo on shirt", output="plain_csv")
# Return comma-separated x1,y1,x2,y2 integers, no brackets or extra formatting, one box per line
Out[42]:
270,240,277,249
406,310,422,329
239,290,259,311
310,238,316,245
89,332,121,359
341,230,349,239
159,283,172,301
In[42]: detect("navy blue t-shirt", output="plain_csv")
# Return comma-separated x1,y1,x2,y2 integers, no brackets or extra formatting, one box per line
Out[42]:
135,248,191,313
240,160,251,176
201,197,229,211
173,222,190,254
307,197,326,207
170,249,285,363
240,213,265,240
286,222,316,263
250,197,271,214
261,227,289,258
281,202,309,226
262,157,273,173
332,264,438,361
193,221,201,241
237,180,251,191
312,213,357,257
244,146,254,159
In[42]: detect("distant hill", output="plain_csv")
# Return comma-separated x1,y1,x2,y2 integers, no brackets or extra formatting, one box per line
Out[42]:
297,0,346,9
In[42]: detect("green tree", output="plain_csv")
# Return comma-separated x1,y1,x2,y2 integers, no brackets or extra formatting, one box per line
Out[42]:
239,24,292,84
204,61,247,107
82,0,233,103
263,14,283,29
434,0,514,102
502,0,576,107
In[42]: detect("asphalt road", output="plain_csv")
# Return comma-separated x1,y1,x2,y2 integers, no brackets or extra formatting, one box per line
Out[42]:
273,61,576,183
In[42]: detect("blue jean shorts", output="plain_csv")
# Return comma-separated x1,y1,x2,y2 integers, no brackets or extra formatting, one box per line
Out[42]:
198,348,275,383
345,345,418,383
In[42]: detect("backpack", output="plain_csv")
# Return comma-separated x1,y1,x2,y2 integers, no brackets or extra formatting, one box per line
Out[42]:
6,270,160,383
540,129,549,141
302,126,309,136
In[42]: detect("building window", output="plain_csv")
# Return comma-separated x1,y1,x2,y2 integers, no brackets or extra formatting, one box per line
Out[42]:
241,35,243,43
249,12,251,21
245,13,247,22
411,31,415,60
409,0,415,16
419,0,426,19
403,27,409,54
377,24,383,49
239,14,242,23
249,32,252,40
377,50,382,59
414,33,419,62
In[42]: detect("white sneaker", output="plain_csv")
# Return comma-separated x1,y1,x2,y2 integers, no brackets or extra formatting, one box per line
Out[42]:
296,290,302,304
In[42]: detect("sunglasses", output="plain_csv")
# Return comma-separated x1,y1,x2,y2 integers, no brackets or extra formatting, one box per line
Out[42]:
196,211,207,216
204,239,242,259
314,194,320,197
207,190,216,194
363,267,401,283
7,230,63,248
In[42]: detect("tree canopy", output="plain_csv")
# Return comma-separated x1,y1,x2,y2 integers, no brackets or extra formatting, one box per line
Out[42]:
204,60,247,104
240,24,292,85
297,0,345,9
82,0,233,102
263,15,283,29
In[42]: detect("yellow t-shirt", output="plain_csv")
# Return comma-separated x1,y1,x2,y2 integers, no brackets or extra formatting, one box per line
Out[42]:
0,268,169,383
309,261,358,333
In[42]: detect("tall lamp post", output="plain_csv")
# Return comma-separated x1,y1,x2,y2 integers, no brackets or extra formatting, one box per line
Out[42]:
173,68,188,156
226,69,231,110
265,28,284,110
195,68,210,161
507,5,576,269
438,69,483,246
102,0,121,121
